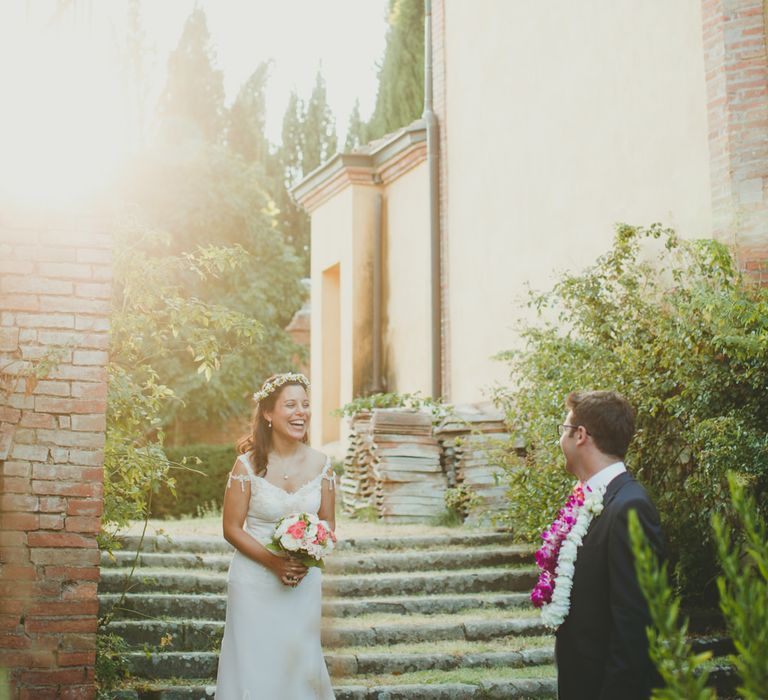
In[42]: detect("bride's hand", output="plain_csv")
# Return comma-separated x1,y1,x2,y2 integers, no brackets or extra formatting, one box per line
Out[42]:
271,555,308,587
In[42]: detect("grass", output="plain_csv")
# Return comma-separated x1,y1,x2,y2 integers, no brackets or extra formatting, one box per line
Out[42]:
332,664,558,686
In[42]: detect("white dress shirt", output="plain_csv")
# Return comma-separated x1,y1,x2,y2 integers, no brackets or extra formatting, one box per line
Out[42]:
584,461,626,495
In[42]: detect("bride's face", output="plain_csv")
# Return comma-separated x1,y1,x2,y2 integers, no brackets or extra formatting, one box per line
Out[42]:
268,385,311,441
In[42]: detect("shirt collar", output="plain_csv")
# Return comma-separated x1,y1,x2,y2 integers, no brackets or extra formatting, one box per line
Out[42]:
585,461,626,495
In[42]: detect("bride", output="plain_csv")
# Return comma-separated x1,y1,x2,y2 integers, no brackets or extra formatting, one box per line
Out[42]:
215,373,336,699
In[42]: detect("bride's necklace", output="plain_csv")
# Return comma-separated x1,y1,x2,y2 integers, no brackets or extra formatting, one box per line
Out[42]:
269,448,301,481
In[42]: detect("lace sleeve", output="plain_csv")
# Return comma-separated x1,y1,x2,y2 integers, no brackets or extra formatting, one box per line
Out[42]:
320,458,335,491
227,473,251,493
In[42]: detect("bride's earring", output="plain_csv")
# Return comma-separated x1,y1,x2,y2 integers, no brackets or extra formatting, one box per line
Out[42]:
268,420,272,429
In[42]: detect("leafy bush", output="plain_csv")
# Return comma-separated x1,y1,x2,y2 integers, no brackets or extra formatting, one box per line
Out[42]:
493,223,768,599
150,444,237,519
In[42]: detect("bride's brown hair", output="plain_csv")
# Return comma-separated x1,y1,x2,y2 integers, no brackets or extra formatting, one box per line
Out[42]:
236,375,310,475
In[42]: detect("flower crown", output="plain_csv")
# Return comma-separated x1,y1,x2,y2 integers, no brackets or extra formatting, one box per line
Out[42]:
252,373,310,404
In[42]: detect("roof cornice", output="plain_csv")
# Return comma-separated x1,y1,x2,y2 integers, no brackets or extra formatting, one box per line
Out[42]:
292,119,427,212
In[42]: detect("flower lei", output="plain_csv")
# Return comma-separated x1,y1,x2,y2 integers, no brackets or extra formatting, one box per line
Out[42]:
531,481,607,629
252,372,310,403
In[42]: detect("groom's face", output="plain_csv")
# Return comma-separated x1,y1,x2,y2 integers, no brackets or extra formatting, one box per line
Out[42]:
560,410,578,475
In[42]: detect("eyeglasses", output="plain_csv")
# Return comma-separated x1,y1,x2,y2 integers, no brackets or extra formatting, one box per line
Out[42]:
557,424,588,437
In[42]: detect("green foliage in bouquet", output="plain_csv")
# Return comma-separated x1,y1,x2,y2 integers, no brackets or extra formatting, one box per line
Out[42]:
493,223,768,598
630,473,768,698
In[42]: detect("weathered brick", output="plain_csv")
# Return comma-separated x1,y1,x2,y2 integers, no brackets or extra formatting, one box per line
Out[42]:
72,349,108,365
43,567,100,582
66,450,104,467
15,313,75,329
66,500,103,517
18,328,37,342
38,295,109,314
2,461,31,478
0,259,35,274
74,316,109,331
58,651,96,667
38,497,67,513
34,398,106,415
20,345,72,362
47,365,106,382
2,477,31,494
0,294,39,311
1,276,72,295
18,666,89,684
13,244,77,262
30,481,101,498
36,429,104,449
74,282,110,299
76,248,110,264
70,415,106,432
38,514,64,530
32,380,71,397
59,415,71,429
0,513,39,531
37,331,108,349
29,601,98,617
27,532,96,549
28,548,100,566
70,382,107,400
0,493,39,512
0,405,21,423
37,262,92,279
59,684,96,700
0,650,56,669
2,547,31,564
64,517,101,534
0,327,20,351
19,412,57,429
0,531,28,547
50,448,70,462
10,444,49,462
32,464,99,482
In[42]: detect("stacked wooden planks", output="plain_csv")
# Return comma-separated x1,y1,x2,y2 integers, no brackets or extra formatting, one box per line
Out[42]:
436,406,510,525
370,409,447,523
339,412,376,515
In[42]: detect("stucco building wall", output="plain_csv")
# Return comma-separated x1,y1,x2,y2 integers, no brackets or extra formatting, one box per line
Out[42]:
442,0,714,403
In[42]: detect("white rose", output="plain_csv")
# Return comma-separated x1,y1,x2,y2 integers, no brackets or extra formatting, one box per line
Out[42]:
280,533,303,551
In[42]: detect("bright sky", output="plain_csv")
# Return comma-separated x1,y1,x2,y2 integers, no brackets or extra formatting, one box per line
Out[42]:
0,0,389,205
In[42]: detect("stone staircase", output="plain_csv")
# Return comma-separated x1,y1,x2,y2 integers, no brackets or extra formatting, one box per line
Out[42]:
99,531,558,699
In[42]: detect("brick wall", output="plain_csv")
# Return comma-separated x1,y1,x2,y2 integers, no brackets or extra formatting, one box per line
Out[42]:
0,211,110,699
701,0,768,278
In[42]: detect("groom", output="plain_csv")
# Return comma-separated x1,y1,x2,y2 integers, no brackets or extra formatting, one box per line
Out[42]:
555,390,664,699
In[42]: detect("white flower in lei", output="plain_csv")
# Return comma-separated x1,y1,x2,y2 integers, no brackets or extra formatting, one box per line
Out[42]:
539,483,607,629
252,373,310,403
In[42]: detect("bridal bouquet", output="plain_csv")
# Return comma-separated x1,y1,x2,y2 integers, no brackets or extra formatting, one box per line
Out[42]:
266,512,337,568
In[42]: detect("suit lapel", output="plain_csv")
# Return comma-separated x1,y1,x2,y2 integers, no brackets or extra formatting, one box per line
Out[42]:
582,471,633,544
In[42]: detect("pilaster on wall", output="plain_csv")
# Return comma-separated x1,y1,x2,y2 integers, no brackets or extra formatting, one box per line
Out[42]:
432,0,451,398
702,0,768,280
0,211,110,700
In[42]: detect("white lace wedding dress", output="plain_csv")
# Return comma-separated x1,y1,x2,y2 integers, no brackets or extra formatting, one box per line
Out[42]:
215,453,336,700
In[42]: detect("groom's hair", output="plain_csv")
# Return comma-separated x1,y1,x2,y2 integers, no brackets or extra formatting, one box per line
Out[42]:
566,390,636,459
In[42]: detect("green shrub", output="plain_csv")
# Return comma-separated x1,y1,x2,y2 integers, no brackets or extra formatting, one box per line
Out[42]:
493,223,768,600
150,443,237,519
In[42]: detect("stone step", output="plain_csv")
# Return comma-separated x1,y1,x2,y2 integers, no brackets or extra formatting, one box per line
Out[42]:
100,591,531,621
111,678,558,699
107,616,548,653
326,647,554,676
101,545,533,575
123,640,553,680
113,531,518,555
98,566,538,597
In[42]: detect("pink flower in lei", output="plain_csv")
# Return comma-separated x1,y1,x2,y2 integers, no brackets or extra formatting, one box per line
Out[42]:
531,483,584,608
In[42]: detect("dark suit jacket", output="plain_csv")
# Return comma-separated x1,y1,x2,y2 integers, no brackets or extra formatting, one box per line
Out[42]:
555,471,665,700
